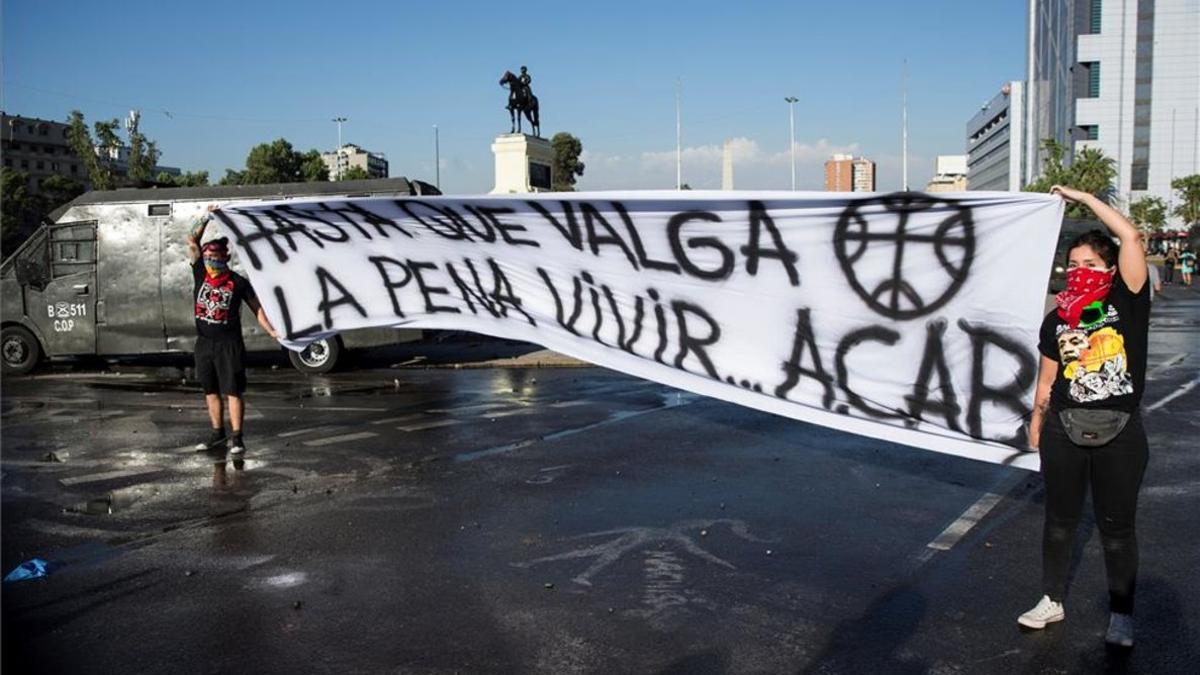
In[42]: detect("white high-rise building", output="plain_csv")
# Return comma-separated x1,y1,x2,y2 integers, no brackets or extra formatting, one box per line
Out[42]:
1026,0,1200,224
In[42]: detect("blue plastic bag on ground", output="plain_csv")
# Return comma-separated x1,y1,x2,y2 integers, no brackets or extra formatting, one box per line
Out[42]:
4,558,56,582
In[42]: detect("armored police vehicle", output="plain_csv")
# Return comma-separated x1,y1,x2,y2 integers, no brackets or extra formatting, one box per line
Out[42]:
1,177,435,375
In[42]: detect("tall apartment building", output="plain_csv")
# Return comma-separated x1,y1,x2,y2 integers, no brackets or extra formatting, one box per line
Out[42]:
1,112,88,192
824,154,876,192
1026,0,1200,223
967,82,1026,191
322,144,389,180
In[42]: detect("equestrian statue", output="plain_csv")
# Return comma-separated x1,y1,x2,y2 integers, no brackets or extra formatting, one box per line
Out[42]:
500,65,540,137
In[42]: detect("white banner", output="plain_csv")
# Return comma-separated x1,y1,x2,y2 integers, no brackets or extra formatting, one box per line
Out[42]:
216,191,1063,470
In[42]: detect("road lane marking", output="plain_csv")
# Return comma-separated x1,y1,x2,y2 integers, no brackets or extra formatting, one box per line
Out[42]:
59,467,164,486
23,519,128,539
1147,353,1188,380
926,492,1005,551
488,408,533,418
396,419,459,432
1145,375,1200,412
277,425,337,438
549,400,589,408
302,432,378,447
427,403,508,414
370,414,428,425
457,395,697,462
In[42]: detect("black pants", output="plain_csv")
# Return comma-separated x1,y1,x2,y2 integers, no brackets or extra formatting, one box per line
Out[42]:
1163,263,1175,284
1040,411,1148,614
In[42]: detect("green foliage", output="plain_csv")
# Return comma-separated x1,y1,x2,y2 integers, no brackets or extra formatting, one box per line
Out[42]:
224,139,328,185
301,149,330,182
1024,139,1118,219
155,171,210,187
64,110,162,188
2,169,41,256
1,170,84,258
1172,174,1200,225
1129,195,1167,231
550,132,585,191
66,110,114,191
337,165,371,181
39,175,86,209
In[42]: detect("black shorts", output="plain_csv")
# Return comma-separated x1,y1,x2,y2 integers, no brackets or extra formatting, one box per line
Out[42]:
195,336,247,396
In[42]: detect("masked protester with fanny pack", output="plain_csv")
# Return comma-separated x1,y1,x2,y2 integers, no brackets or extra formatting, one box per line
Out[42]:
1020,185,1150,648
186,205,280,455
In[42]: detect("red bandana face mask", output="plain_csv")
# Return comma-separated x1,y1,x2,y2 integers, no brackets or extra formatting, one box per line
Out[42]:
1056,266,1114,328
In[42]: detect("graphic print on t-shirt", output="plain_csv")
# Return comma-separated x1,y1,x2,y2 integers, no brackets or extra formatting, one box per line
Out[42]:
1054,304,1134,403
196,276,235,325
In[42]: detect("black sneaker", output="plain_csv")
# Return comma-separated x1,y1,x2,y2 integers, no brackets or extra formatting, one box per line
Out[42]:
195,428,226,451
229,435,246,455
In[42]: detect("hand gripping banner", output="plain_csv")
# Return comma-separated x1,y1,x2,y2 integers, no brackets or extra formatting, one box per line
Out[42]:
215,191,1063,470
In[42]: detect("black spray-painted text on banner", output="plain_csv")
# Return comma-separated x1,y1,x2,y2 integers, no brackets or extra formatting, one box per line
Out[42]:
214,192,1063,469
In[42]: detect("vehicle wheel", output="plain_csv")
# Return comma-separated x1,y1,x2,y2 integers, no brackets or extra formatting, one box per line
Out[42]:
288,336,341,374
2,325,42,376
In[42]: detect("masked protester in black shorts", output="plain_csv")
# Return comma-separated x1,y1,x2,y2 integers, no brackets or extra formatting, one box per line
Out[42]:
186,205,279,455
1022,185,1150,649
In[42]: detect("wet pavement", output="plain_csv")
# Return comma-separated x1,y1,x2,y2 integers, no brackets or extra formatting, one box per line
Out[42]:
2,288,1199,674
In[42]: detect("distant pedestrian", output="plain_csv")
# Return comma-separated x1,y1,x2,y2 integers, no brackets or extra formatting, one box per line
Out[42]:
1181,249,1196,287
1142,236,1162,301
1162,248,1178,284
1023,185,1151,648
186,205,279,455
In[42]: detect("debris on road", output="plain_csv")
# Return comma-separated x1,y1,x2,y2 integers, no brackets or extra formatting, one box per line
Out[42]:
4,558,57,583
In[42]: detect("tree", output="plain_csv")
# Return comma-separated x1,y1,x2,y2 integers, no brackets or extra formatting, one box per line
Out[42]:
1024,139,1118,219
66,111,116,191
64,110,162,189
39,175,86,210
156,170,210,187
126,125,160,183
2,169,43,256
337,166,371,181
1129,195,1167,232
300,149,330,182
551,132,585,191
224,138,329,185
1172,174,1200,225
1,170,86,258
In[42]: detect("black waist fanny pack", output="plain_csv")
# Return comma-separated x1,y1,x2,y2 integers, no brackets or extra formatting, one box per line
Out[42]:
1058,408,1131,447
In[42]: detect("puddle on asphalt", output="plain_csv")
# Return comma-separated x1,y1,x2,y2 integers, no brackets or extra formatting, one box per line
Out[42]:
68,487,142,515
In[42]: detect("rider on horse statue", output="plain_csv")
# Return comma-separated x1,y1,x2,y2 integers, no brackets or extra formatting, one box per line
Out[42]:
501,65,541,137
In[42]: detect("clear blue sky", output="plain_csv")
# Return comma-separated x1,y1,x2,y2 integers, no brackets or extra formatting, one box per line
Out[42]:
2,0,1027,193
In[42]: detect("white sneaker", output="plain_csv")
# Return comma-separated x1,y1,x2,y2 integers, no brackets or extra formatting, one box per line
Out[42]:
1018,595,1065,629
1105,612,1134,647
228,436,245,455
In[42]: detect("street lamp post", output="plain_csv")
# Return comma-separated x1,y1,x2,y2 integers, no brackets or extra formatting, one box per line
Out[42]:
433,124,441,191
331,116,347,179
784,97,798,190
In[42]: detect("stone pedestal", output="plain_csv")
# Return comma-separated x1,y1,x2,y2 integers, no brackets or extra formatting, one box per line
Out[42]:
491,133,554,194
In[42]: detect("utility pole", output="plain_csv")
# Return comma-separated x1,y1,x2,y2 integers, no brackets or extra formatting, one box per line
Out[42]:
676,78,683,190
901,62,909,191
331,116,347,180
433,124,441,190
785,96,798,190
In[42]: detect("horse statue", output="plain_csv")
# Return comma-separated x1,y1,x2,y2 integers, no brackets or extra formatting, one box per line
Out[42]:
500,69,540,137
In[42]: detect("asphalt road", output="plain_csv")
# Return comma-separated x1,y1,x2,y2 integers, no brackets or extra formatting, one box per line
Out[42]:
2,287,1198,674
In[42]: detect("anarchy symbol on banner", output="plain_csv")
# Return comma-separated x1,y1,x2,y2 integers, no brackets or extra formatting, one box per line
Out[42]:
833,193,976,320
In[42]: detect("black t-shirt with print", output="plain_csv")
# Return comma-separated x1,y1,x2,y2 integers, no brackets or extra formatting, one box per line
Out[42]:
1038,273,1150,413
192,261,257,341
